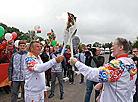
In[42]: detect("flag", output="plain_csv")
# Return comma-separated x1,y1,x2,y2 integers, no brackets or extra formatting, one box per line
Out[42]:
47,32,51,36
37,30,41,33
0,63,9,87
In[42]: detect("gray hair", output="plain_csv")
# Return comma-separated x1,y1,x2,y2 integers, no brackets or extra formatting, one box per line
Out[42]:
115,37,130,53
29,40,40,48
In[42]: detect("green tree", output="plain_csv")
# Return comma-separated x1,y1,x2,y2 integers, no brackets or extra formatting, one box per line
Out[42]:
93,42,101,47
103,42,112,49
102,43,106,49
77,43,83,52
133,37,138,48
128,40,132,50
0,23,44,43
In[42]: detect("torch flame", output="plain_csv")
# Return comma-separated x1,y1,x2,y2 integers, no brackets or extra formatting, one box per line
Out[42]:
56,12,76,31
56,13,68,22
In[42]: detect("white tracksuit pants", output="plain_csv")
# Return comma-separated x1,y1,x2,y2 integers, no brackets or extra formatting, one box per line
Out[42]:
25,91,44,102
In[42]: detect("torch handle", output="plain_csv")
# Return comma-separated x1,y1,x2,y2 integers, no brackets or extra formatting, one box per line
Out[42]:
55,44,66,70
70,38,75,71
61,45,66,56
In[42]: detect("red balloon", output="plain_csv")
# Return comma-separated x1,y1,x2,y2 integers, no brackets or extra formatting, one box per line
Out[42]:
12,32,17,40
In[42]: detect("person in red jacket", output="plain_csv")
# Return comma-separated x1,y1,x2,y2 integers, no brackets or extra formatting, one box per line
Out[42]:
0,39,7,51
0,43,13,63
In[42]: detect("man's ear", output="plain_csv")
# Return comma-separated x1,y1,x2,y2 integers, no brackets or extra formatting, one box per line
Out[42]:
119,45,124,51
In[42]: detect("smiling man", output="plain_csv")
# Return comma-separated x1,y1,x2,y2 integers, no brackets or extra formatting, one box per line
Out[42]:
24,41,64,102
70,37,137,102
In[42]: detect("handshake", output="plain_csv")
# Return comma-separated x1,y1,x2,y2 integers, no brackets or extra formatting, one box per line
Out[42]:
55,56,78,66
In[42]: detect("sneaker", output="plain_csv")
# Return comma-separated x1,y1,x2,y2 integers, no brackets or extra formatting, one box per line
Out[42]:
72,82,75,85
46,84,50,87
69,82,72,85
18,93,21,99
46,86,51,91
60,93,64,100
3,87,9,94
48,93,54,98
79,81,83,84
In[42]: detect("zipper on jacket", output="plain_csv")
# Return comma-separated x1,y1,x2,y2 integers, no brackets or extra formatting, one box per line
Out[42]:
19,53,22,80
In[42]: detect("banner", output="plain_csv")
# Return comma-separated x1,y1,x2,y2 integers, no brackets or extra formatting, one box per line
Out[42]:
0,63,9,87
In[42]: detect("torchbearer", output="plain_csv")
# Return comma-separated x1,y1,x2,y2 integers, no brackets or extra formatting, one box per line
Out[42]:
24,40,64,102
70,37,137,102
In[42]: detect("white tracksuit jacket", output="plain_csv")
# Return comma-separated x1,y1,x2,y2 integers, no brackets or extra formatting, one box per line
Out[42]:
24,52,57,98
75,55,137,102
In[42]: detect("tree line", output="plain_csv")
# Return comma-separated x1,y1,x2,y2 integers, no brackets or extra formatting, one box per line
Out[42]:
0,23,138,51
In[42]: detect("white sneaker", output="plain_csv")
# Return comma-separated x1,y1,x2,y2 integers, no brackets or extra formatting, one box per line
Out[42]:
63,77,69,82
75,71,80,75
69,82,72,85
72,82,75,85
46,86,51,91
18,93,21,99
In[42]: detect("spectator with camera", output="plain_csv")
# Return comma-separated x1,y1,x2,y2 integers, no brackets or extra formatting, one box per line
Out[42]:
84,47,105,102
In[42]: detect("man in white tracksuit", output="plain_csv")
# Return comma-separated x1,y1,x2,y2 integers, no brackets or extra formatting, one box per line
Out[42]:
70,37,137,102
24,41,64,102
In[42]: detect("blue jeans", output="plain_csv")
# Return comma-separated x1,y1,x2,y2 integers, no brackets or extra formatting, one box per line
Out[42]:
11,81,25,102
136,85,138,102
84,80,100,102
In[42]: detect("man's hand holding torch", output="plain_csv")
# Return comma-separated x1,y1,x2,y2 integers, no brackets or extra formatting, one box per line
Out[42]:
55,56,64,63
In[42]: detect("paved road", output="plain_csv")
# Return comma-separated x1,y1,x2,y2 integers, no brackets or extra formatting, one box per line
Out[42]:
45,54,109,102
0,54,109,102
0,75,94,102
45,75,93,102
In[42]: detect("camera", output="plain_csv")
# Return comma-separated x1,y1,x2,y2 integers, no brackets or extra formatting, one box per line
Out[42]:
85,48,96,56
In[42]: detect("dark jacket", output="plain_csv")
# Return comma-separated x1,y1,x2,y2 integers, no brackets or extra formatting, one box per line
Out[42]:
93,55,105,67
40,52,51,74
131,56,138,85
40,52,51,63
85,55,104,68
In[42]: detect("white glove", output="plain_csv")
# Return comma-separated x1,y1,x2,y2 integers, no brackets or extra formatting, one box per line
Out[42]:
70,57,77,66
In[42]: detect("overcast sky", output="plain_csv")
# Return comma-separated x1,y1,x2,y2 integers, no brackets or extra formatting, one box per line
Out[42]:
0,0,138,44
